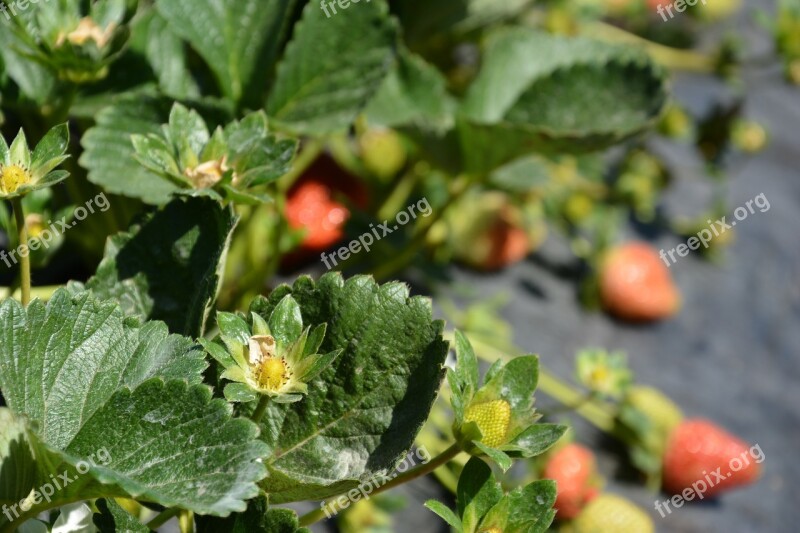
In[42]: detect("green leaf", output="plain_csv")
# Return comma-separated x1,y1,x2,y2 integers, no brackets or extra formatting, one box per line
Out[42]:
488,155,551,193
266,0,398,135
365,50,454,132
459,29,667,172
129,10,200,99
156,0,298,107
478,495,510,531
504,480,557,533
458,457,503,533
94,498,148,533
0,409,36,510
80,197,237,337
79,95,182,204
394,0,531,44
0,290,268,517
196,495,309,533
249,274,448,503
0,27,56,104
424,500,463,531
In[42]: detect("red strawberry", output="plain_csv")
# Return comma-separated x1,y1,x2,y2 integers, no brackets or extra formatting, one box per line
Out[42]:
599,242,680,322
543,444,600,520
662,419,762,498
284,157,367,255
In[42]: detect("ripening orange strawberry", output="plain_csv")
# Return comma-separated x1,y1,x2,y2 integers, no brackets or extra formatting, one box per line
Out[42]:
599,242,680,322
450,193,542,272
646,0,663,14
475,217,531,272
662,419,762,498
543,444,599,520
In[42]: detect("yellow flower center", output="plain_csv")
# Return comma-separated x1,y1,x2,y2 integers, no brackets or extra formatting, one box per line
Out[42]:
0,165,32,195
247,335,292,392
465,400,511,448
479,528,503,533
184,157,231,190
589,367,610,388
57,17,116,48
255,357,291,392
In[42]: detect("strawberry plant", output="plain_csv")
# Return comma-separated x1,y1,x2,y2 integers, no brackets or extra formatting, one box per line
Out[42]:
0,0,776,531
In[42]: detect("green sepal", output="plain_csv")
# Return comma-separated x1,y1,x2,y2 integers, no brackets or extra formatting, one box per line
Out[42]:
268,295,304,352
473,441,513,472
225,383,260,403
199,337,236,368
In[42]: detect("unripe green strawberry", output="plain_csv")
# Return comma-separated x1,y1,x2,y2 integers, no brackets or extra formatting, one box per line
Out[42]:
573,494,654,533
359,128,407,180
732,121,768,154
658,105,692,140
564,194,594,224
450,192,535,272
695,0,741,21
464,400,511,448
625,386,684,450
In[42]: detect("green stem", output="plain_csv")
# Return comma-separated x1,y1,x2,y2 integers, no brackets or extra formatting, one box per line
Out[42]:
11,197,30,306
539,391,597,417
147,507,181,530
376,168,419,222
298,444,463,527
0,285,62,301
179,510,194,533
250,395,270,424
580,21,716,73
